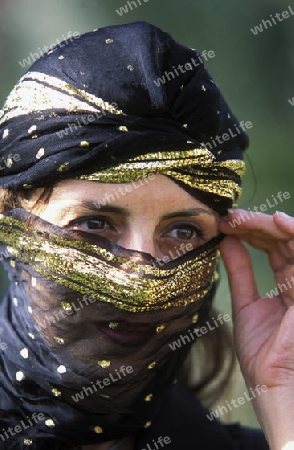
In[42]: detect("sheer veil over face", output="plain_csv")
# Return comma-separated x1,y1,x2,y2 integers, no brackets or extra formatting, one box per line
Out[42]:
0,21,248,449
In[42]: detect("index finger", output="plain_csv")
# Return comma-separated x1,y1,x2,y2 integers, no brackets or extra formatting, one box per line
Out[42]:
219,210,293,240
219,236,260,317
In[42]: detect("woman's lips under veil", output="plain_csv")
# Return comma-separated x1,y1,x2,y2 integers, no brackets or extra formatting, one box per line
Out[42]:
94,321,159,347
85,304,196,348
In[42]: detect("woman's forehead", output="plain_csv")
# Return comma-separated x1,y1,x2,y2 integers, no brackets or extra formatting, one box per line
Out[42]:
44,175,215,213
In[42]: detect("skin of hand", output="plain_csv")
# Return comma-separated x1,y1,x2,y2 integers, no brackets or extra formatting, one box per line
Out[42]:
219,209,294,450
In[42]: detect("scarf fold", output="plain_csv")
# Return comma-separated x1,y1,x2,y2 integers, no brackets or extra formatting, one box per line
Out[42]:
0,208,222,312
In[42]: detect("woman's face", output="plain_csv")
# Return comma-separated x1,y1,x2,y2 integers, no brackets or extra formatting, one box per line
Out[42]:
23,174,220,375
38,174,219,260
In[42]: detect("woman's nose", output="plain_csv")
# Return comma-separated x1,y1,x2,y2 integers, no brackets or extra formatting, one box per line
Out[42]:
118,230,157,257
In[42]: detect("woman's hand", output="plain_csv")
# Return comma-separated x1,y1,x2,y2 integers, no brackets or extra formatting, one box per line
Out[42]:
219,210,294,450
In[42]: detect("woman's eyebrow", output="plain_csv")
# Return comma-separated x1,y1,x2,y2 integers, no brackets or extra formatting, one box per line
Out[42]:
160,208,216,220
80,201,130,217
61,202,215,219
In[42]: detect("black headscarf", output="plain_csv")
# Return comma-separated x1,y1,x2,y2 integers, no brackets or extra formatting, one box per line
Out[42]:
0,21,247,211
0,22,248,449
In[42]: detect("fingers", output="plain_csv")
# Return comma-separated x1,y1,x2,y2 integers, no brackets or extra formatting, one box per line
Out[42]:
273,211,294,235
274,265,294,307
220,236,260,317
219,209,293,241
220,210,294,310
219,210,294,267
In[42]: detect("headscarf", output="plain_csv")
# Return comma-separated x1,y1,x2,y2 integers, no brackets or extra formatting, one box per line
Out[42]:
0,22,247,449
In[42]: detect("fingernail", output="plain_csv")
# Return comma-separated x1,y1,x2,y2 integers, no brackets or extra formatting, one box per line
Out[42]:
275,211,291,220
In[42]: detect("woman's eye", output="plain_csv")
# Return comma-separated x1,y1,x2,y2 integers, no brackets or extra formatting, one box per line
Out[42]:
72,217,111,231
166,225,203,241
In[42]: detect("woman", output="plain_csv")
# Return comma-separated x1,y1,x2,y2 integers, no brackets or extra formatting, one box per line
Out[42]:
0,21,293,449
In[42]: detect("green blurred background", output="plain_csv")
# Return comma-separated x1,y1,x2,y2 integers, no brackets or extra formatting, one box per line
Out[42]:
1,0,293,428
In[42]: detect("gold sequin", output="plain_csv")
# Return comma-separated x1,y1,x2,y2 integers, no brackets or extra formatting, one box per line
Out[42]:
2,129,9,138
28,332,35,339
148,361,156,369
31,277,36,287
13,297,18,306
57,162,69,172
98,360,111,368
22,184,32,189
144,394,153,401
57,365,66,374
127,65,134,71
156,325,165,333
192,313,199,323
201,85,206,92
214,270,220,281
108,322,119,329
5,158,13,167
80,140,89,147
106,39,114,44
36,148,45,159
118,125,128,132
52,388,62,397
53,336,65,344
58,55,65,60
144,421,152,428
61,302,72,311
20,348,29,359
93,426,103,434
9,259,16,268
28,306,33,314
99,394,110,399
28,125,37,134
45,419,55,427
23,438,33,445
182,124,188,128
16,371,25,381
